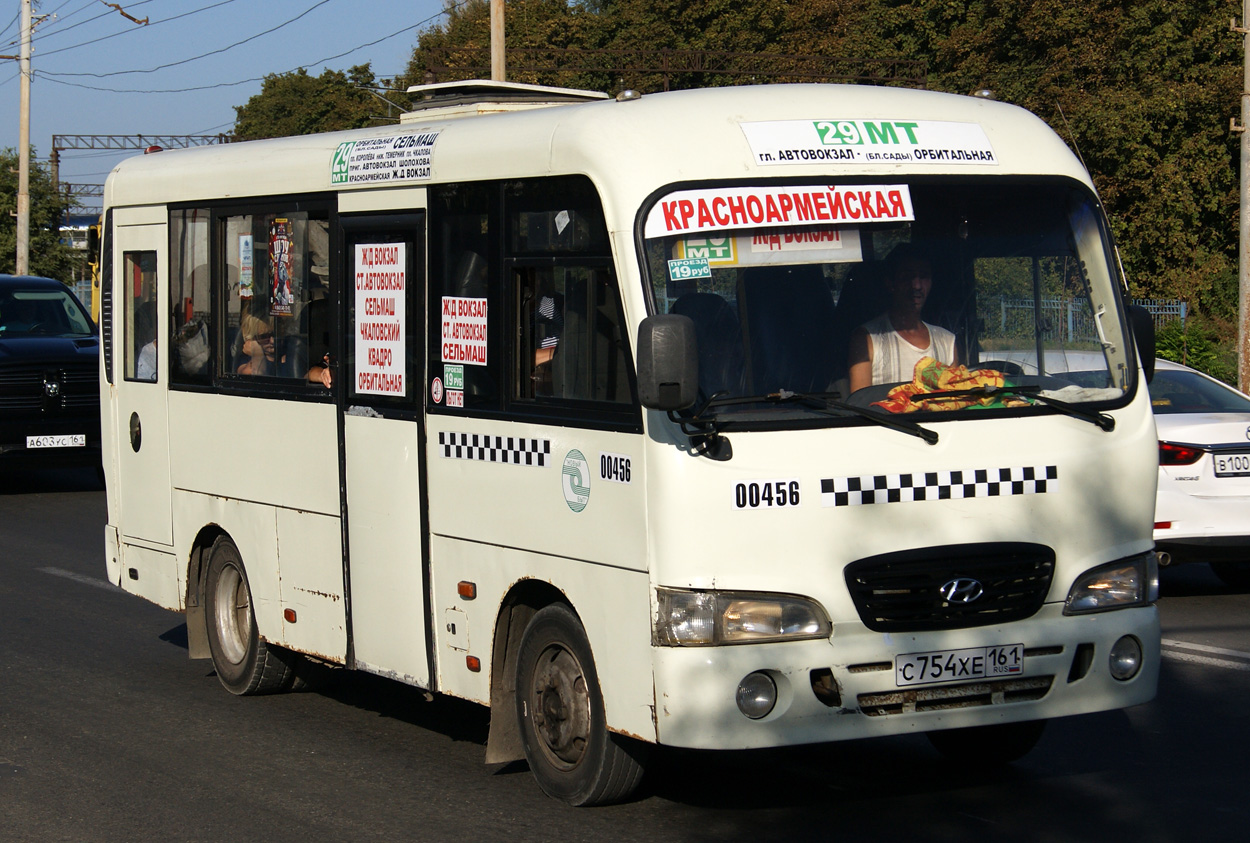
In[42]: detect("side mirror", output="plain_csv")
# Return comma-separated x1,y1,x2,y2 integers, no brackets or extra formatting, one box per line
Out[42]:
1126,303,1156,384
637,314,698,411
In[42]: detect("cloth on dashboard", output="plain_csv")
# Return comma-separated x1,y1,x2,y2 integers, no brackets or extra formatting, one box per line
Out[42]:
872,357,1030,414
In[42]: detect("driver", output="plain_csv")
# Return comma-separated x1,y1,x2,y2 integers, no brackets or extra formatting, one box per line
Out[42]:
847,244,958,392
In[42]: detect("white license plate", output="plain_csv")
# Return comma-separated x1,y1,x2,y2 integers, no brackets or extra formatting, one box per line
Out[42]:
1214,453,1250,477
26,434,86,449
895,643,1024,687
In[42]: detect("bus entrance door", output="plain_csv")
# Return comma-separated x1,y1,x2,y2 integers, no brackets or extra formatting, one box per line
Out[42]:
111,222,172,547
341,222,430,687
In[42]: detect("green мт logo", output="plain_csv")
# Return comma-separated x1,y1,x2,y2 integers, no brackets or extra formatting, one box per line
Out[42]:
813,120,921,146
331,141,356,184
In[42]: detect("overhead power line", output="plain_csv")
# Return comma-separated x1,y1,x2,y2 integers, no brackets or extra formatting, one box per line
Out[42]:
43,0,331,77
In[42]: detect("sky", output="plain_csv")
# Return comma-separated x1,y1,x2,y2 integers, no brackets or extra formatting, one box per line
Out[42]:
0,0,453,202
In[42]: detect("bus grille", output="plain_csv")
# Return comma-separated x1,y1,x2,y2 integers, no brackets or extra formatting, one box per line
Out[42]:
844,543,1055,632
858,675,1053,716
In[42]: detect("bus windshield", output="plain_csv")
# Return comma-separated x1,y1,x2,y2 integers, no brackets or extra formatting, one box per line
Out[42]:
642,178,1134,425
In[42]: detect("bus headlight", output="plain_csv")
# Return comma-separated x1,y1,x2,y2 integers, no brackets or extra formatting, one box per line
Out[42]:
654,588,831,646
1064,553,1158,615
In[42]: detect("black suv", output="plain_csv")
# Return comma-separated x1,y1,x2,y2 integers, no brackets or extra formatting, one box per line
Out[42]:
0,275,101,471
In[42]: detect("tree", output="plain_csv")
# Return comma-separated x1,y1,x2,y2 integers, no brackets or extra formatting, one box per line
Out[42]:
233,65,408,141
237,1,1246,377
0,147,78,280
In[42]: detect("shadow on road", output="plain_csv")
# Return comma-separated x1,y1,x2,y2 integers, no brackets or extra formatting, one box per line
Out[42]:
0,466,103,495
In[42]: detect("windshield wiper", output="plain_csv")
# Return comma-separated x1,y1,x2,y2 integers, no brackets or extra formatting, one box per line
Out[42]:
725,389,939,445
910,384,1115,432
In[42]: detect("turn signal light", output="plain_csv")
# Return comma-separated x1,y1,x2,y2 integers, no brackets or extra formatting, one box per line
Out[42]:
1158,441,1202,466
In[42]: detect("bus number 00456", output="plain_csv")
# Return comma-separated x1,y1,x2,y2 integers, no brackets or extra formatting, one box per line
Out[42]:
733,480,800,509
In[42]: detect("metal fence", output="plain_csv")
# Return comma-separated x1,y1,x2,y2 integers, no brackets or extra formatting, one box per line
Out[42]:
70,279,92,309
990,296,1186,344
1131,298,1188,330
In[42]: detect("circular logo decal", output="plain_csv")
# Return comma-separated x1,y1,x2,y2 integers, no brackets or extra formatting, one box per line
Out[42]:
562,449,590,512
430,377,444,404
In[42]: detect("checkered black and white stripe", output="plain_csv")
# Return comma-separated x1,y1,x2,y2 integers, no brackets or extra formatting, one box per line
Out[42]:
439,432,551,467
821,465,1057,507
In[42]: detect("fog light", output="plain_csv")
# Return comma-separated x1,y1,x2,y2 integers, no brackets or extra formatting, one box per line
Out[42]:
1109,635,1143,681
735,671,777,720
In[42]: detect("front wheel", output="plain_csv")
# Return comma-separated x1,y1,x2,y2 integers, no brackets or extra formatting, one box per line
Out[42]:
927,719,1046,766
203,536,298,695
515,604,647,806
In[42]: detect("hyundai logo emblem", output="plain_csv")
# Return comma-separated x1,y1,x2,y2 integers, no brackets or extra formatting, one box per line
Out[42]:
940,577,984,604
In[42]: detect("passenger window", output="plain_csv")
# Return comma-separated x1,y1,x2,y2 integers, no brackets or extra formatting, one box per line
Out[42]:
432,182,497,408
170,209,211,385
430,175,638,425
221,211,331,383
516,265,630,403
123,250,158,382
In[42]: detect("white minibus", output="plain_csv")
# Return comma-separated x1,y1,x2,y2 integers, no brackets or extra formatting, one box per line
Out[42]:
101,80,1160,805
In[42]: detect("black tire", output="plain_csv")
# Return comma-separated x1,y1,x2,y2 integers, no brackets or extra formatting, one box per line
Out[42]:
926,719,1046,766
515,604,648,806
203,536,298,695
1210,561,1250,589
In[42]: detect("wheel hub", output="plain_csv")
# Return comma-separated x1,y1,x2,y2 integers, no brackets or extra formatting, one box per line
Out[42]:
531,646,590,768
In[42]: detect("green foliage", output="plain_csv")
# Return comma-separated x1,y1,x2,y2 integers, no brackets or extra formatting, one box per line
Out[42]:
0,148,78,280
1155,313,1239,385
233,65,408,140
237,0,1247,380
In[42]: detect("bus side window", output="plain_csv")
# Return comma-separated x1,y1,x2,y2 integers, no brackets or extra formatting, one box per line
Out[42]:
123,251,159,383
221,211,330,384
517,264,629,403
432,182,498,407
170,209,211,384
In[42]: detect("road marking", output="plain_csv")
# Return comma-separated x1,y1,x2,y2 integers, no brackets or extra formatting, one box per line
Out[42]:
1161,638,1250,672
38,566,120,592
1161,638,1250,661
1161,650,1250,672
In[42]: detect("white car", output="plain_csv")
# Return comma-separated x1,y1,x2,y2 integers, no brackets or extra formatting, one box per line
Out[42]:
1151,358,1250,587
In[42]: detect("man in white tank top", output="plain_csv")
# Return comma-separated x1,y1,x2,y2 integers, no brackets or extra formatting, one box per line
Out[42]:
847,245,959,393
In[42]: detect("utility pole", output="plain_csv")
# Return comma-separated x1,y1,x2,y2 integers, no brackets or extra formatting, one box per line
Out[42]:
16,0,32,275
490,0,505,81
1239,2,1250,391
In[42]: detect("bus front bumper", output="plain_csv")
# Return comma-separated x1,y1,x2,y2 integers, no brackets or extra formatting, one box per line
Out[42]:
650,602,1159,750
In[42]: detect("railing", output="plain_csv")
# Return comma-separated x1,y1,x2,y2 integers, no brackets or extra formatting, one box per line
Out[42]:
989,296,1186,344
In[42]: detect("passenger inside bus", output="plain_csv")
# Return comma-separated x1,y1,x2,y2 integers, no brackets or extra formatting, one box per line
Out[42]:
846,244,959,393
529,288,564,397
135,301,157,382
236,312,281,376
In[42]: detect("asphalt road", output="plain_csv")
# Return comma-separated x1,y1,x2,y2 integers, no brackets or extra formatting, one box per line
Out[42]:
2,468,1248,842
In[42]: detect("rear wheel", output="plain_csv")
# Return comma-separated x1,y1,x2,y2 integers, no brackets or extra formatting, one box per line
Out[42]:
927,719,1046,766
515,604,647,806
1210,560,1250,589
203,536,298,695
